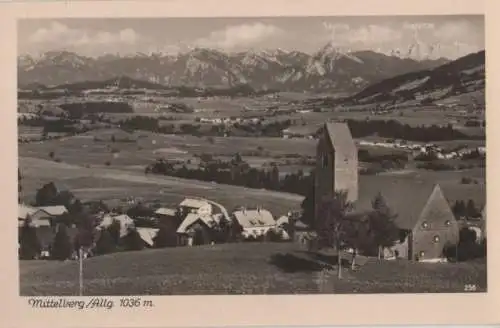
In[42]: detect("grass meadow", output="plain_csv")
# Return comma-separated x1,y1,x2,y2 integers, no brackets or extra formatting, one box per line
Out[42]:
19,243,486,296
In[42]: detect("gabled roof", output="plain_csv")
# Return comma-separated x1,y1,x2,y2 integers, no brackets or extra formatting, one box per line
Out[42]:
18,204,37,220
176,213,219,234
232,209,275,229
179,198,209,209
275,215,289,227
155,207,177,217
355,175,440,230
38,205,68,216
324,122,356,155
137,227,159,247
98,214,135,237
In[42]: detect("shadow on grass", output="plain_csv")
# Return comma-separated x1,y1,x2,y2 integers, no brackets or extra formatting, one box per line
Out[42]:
269,252,351,273
297,250,352,267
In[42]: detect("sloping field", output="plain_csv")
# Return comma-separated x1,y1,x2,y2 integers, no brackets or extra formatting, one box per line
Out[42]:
18,130,317,168
19,243,486,296
19,157,304,215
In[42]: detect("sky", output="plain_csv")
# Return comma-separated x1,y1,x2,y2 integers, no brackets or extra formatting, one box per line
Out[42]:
18,16,484,60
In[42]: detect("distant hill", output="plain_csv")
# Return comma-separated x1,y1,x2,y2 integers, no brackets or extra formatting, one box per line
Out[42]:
343,50,485,106
18,45,449,94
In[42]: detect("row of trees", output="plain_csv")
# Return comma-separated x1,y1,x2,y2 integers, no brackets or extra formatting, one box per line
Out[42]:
339,119,482,142
146,154,312,196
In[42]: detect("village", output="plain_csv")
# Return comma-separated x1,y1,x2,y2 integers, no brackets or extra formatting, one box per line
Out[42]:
18,122,487,267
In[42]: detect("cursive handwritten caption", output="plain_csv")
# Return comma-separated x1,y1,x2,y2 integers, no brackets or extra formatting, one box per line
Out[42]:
27,297,154,310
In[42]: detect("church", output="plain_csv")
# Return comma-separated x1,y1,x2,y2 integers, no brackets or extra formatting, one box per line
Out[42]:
314,121,460,262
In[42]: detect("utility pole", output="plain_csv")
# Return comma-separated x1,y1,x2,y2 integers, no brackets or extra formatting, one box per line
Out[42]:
79,247,83,296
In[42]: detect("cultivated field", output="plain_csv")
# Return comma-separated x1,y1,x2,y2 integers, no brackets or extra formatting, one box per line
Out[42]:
19,242,487,296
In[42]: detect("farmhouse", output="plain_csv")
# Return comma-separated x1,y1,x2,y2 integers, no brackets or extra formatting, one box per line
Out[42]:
18,204,68,228
179,198,213,216
176,212,223,246
155,207,177,218
356,176,459,262
314,122,358,219
231,208,276,239
98,213,135,237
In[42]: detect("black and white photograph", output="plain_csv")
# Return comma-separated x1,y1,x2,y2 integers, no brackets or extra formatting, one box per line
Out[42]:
17,13,487,296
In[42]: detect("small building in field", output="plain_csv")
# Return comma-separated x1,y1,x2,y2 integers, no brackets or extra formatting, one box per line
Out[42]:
314,122,358,220
356,176,459,262
176,213,222,246
179,198,213,217
231,208,276,239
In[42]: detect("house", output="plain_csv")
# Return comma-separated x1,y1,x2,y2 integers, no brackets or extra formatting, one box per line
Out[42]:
18,204,68,228
155,207,177,218
154,207,180,228
37,205,68,226
176,213,222,246
98,213,135,237
179,198,213,217
355,176,460,262
231,208,276,239
314,122,358,220
18,204,38,227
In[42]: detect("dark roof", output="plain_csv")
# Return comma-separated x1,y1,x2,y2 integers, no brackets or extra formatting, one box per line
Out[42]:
324,122,356,155
355,175,439,230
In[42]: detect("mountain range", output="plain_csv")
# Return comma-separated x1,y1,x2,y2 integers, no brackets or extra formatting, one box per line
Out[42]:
344,50,485,105
18,43,450,93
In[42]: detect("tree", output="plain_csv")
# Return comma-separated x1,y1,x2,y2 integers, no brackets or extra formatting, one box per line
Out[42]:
368,192,400,259
35,182,59,206
270,164,280,189
315,190,354,279
300,182,315,227
343,214,370,269
107,219,121,246
94,229,116,255
153,224,177,248
74,213,97,254
122,227,144,251
466,199,479,218
452,200,466,218
52,224,73,261
19,218,41,260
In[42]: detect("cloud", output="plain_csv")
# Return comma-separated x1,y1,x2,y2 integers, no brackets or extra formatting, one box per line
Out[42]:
403,22,435,31
322,22,401,47
194,22,285,50
25,21,142,55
